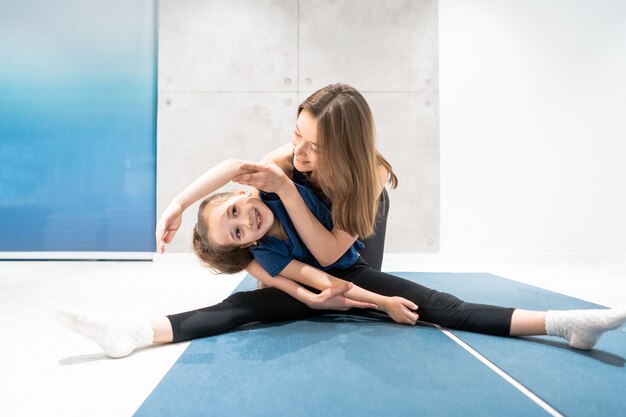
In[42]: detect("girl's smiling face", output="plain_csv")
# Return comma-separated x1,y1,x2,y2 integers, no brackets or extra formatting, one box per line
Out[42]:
205,191,276,247
292,110,321,172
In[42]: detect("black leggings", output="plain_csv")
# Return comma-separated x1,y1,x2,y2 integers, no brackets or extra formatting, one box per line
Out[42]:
358,188,390,271
330,259,514,336
167,259,514,342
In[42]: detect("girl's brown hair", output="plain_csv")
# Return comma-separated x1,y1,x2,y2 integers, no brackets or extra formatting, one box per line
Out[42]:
299,83,398,238
192,192,253,274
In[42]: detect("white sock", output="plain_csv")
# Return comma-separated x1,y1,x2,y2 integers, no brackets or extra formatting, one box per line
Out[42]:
57,306,154,358
545,307,626,350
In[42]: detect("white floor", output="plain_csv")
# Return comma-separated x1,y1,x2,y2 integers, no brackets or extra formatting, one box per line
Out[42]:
1,253,625,417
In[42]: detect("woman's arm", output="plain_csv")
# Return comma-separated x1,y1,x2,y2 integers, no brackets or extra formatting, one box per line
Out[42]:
233,162,389,267
276,180,357,266
260,142,294,174
232,162,356,266
278,260,418,325
245,260,377,311
279,164,391,266
234,143,358,266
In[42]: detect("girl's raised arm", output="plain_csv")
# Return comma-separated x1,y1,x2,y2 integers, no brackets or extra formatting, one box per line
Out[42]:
156,142,297,253
156,159,251,253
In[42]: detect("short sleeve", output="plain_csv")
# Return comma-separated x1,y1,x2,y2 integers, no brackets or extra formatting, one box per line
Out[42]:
250,240,293,277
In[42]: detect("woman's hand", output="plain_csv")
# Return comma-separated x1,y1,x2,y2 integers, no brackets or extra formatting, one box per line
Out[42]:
155,201,183,253
232,161,291,195
308,282,378,311
380,296,419,325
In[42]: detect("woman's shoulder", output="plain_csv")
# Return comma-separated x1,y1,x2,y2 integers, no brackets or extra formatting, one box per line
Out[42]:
261,142,294,179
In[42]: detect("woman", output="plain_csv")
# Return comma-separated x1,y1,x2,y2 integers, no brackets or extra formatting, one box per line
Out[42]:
159,83,394,270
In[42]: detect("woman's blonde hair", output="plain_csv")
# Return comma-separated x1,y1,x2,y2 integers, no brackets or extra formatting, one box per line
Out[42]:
299,83,398,238
192,192,253,274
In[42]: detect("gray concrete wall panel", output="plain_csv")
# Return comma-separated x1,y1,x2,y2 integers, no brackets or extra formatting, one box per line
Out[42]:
159,0,298,92
299,0,437,92
158,0,439,253
367,92,439,252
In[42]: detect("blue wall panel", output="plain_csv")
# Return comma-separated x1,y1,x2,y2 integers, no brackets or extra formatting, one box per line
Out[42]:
0,1,157,252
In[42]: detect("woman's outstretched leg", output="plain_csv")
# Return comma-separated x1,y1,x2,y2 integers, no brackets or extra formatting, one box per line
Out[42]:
333,260,626,349
333,260,514,335
513,308,626,349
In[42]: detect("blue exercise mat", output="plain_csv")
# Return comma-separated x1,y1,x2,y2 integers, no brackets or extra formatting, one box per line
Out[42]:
134,274,554,417
402,272,626,417
134,272,624,417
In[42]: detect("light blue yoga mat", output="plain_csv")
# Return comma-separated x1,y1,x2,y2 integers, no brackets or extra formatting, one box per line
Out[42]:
403,272,626,417
134,273,625,417
134,274,552,417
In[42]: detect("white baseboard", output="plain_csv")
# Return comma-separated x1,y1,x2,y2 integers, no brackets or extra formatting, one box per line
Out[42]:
4,251,623,263
0,252,154,261
383,252,626,263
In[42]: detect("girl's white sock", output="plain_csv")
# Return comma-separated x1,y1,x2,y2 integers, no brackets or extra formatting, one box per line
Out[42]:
545,307,626,350
57,306,154,358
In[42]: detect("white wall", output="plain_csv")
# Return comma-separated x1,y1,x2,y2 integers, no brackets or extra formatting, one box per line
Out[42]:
440,0,626,254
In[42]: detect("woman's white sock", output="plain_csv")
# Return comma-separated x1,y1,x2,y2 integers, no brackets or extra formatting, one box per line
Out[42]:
545,307,626,350
57,306,154,358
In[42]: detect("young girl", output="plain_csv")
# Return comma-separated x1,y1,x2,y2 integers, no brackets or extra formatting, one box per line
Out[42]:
59,178,626,358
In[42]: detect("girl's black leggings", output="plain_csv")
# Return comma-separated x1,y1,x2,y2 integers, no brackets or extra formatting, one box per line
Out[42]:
167,189,514,342
167,264,514,342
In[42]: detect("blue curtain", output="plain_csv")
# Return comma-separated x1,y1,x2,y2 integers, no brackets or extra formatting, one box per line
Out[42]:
0,0,157,252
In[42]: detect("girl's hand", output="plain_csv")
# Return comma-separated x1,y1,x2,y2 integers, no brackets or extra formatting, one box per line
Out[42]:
232,161,291,195
155,201,183,253
309,282,378,311
381,297,419,325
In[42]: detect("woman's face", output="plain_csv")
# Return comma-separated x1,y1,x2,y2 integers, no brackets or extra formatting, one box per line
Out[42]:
292,110,321,172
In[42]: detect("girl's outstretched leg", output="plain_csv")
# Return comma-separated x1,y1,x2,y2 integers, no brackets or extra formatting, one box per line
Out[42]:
166,287,317,342
57,306,155,358
58,287,318,358
152,316,174,343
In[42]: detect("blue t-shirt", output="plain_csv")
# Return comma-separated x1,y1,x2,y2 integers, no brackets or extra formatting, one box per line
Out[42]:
250,183,364,276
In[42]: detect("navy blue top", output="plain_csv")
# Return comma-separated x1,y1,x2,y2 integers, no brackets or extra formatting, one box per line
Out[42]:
249,182,364,277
